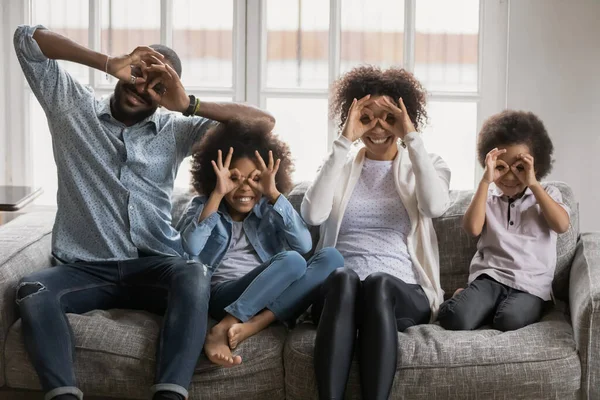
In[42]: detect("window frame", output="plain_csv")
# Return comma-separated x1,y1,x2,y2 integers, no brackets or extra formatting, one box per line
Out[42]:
250,0,510,187
1,0,509,190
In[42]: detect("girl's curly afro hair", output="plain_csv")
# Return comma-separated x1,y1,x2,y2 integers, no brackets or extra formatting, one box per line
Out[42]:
190,121,295,196
330,65,428,131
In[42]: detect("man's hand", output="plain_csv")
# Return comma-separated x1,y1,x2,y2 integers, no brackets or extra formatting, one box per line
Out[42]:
511,153,539,187
341,95,377,142
106,46,165,89
248,150,281,203
482,148,509,184
144,63,189,113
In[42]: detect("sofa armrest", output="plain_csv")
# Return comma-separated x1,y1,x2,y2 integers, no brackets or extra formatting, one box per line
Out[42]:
569,232,600,399
0,212,55,349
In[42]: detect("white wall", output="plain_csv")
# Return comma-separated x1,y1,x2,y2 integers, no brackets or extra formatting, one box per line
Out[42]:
507,0,600,232
0,0,7,184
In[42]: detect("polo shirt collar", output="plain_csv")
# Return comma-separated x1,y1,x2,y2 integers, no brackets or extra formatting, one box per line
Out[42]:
490,184,533,201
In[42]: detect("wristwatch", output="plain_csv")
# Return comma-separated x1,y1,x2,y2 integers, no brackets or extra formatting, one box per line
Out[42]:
183,94,197,117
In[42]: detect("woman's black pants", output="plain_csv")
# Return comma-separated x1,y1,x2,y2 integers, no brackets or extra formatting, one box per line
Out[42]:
312,268,431,400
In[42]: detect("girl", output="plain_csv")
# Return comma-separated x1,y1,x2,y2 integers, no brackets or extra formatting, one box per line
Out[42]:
301,66,452,399
438,110,570,332
177,121,342,367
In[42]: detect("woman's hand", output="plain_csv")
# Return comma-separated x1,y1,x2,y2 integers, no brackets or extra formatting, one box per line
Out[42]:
341,95,378,142
482,148,509,184
248,150,281,203
211,148,242,197
377,97,416,139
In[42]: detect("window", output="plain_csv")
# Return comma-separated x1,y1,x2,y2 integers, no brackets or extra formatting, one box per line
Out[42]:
27,0,239,204
414,0,481,189
340,0,405,73
263,0,330,182
260,0,481,189
14,0,504,205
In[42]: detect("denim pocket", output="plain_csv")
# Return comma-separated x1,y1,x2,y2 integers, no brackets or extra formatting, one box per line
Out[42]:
200,233,228,264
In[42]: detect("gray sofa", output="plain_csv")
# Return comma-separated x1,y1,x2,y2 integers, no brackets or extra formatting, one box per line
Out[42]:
0,182,598,399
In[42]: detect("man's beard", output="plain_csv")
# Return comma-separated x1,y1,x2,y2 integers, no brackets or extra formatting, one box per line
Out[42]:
112,84,157,123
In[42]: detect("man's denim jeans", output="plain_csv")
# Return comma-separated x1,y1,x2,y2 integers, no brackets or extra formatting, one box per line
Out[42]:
16,255,212,400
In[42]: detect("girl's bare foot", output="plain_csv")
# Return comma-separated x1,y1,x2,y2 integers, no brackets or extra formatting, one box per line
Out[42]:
204,315,242,367
227,310,276,350
228,323,255,349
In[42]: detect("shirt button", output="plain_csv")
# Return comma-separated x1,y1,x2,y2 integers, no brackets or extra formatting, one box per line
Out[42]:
511,204,515,208
509,221,514,226
129,205,134,210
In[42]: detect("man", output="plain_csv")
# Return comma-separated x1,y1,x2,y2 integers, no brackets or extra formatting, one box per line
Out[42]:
13,24,275,400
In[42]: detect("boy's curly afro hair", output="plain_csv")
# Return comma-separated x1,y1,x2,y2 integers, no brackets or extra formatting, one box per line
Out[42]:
190,121,295,196
477,110,554,180
330,65,428,131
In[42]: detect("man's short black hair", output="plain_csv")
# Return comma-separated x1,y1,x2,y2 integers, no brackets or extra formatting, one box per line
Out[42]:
150,44,182,78
477,110,554,180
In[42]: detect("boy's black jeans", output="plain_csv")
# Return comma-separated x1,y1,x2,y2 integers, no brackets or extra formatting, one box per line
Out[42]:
438,274,545,332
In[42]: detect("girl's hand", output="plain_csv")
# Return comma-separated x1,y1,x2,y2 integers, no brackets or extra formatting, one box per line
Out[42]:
377,97,416,139
248,150,281,203
341,95,378,142
211,148,242,196
483,148,509,184
511,153,538,187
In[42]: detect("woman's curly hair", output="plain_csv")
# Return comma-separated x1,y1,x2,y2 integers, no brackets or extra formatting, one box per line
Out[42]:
330,65,428,131
477,110,554,180
190,121,294,196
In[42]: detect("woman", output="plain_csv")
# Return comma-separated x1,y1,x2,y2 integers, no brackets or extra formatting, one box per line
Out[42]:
301,66,451,399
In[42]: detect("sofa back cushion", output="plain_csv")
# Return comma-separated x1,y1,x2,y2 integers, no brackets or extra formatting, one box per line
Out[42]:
172,181,578,301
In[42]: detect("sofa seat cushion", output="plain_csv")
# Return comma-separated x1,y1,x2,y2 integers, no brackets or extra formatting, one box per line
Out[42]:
5,309,286,399
284,307,580,399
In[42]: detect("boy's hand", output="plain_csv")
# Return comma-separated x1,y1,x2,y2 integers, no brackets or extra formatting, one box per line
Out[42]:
248,150,281,203
211,148,242,196
482,148,509,184
511,153,539,187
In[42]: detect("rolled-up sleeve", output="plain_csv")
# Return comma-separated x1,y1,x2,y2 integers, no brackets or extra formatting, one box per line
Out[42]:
14,25,92,116
177,197,220,256
173,116,216,161
265,196,312,255
545,185,571,216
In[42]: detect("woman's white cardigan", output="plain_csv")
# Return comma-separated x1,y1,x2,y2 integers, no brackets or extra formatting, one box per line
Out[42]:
301,132,452,318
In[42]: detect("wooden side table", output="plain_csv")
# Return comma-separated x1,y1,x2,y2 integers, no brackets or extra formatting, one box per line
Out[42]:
0,186,43,225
